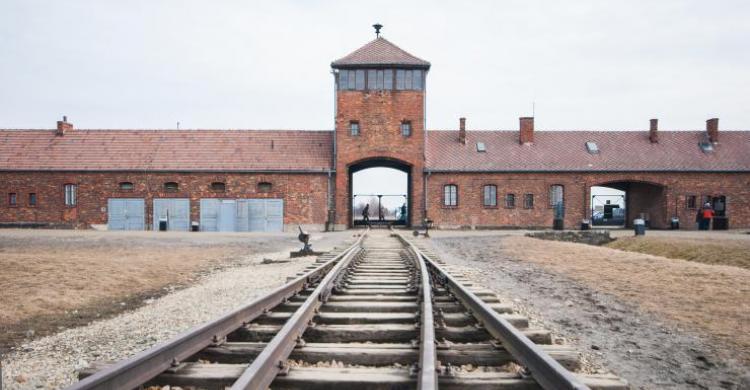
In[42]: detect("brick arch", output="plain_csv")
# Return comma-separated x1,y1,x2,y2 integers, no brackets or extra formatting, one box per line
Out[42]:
589,178,668,228
347,157,413,228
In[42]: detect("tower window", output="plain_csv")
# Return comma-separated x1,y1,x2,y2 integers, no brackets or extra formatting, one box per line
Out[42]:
401,121,411,137
444,185,458,206
350,121,360,136
355,70,365,90
413,70,423,90
367,70,377,90
396,69,405,90
384,69,393,90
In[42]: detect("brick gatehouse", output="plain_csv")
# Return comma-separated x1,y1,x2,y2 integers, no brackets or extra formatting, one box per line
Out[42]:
2,35,749,231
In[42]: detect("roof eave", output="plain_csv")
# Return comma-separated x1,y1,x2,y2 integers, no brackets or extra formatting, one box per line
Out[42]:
331,62,430,70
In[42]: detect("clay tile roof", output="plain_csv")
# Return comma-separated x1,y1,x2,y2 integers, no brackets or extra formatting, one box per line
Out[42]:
426,130,750,172
331,37,430,69
0,129,333,172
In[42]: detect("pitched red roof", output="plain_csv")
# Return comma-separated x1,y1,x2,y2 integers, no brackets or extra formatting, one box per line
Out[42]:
426,130,750,172
0,130,333,172
331,37,430,68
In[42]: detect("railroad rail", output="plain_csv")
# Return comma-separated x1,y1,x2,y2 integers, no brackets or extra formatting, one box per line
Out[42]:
70,230,627,390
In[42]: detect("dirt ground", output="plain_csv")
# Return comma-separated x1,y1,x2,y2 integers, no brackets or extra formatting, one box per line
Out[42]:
606,232,750,269
0,229,351,354
428,231,750,389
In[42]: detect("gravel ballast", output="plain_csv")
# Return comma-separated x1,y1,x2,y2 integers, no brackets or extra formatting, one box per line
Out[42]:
1,249,321,389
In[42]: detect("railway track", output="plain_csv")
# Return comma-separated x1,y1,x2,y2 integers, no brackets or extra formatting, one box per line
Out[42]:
70,230,627,390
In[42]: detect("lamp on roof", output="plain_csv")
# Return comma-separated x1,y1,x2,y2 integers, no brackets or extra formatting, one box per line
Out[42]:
373,23,383,38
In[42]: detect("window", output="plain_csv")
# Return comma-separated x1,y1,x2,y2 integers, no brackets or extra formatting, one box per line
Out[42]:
401,121,411,137
64,184,76,206
405,69,413,89
164,182,179,192
524,194,534,209
350,121,360,136
211,182,226,192
9,192,17,206
384,69,393,90
444,185,458,206
29,193,37,206
339,70,348,90
258,182,272,193
367,69,377,90
413,70,423,90
549,185,564,207
686,195,697,209
483,185,497,207
376,69,384,89
505,193,516,208
396,69,405,90
355,69,365,90
476,142,486,152
118,182,134,191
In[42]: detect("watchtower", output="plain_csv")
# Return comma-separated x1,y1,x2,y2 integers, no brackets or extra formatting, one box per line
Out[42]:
331,26,430,228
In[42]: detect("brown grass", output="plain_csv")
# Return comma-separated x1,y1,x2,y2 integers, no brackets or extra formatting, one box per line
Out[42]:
0,229,292,351
503,236,750,364
606,236,750,269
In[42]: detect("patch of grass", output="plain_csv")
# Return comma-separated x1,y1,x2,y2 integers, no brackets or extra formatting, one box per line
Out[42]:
606,236,750,269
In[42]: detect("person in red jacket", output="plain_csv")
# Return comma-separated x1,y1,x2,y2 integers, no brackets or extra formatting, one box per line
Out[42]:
699,202,715,230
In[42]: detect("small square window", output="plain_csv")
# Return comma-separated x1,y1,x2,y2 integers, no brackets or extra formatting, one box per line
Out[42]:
505,194,516,208
211,182,226,192
524,194,534,209
29,193,37,206
258,182,272,193
686,195,697,209
164,182,179,192
350,121,360,136
476,142,486,152
401,121,412,137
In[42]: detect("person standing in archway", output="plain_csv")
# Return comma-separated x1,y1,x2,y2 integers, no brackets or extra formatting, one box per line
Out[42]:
362,204,371,227
699,202,715,230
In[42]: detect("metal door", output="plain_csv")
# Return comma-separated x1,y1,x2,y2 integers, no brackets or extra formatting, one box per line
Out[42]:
248,200,265,231
199,199,220,231
108,199,145,231
265,199,284,232
219,200,236,232
153,199,190,231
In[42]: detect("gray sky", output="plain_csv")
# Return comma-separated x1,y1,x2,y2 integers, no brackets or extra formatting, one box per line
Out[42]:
2,0,749,130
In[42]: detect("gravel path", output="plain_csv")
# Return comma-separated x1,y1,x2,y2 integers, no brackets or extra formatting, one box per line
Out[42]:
428,235,750,390
0,247,333,389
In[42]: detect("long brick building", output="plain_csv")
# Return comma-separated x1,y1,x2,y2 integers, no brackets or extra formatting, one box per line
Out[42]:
2,35,749,231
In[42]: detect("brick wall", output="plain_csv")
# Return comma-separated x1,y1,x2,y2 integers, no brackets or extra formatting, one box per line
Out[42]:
334,89,425,227
0,171,329,230
426,172,750,229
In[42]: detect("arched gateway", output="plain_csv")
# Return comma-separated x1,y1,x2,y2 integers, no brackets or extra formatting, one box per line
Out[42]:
330,37,430,228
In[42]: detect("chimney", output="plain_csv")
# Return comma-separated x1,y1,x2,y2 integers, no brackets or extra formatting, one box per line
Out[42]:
56,115,73,136
706,118,719,143
458,117,466,144
519,117,534,144
649,118,658,143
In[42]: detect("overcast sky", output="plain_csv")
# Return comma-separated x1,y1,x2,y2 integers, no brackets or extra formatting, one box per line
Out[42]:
1,1,749,131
